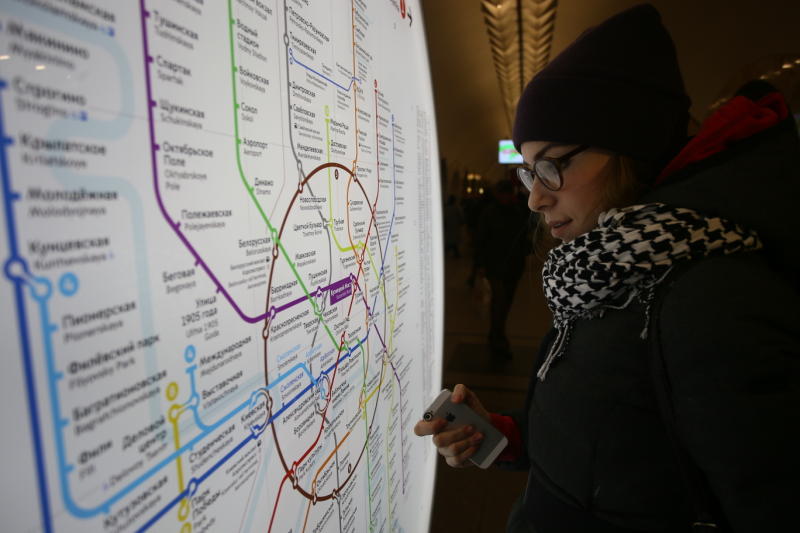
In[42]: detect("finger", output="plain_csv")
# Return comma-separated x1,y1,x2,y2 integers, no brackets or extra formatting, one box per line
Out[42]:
446,438,482,468
432,424,475,448
439,432,483,459
413,418,446,437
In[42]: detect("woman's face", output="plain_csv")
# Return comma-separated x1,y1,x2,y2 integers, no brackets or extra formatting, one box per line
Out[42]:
520,141,613,242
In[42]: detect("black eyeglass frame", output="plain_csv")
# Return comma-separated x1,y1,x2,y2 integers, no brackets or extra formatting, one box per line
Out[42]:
516,144,590,192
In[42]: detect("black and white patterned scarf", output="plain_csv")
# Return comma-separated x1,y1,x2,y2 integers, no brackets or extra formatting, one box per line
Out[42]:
538,202,762,381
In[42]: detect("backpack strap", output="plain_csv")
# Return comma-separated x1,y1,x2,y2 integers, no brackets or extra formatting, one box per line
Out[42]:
647,272,721,532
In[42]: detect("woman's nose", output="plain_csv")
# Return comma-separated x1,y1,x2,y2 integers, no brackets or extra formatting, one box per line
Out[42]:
528,176,552,212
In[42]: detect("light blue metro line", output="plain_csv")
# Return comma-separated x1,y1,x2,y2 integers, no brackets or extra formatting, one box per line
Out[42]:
31,272,252,519
32,51,391,518
0,12,397,526
182,351,318,433
32,260,369,519
133,331,371,533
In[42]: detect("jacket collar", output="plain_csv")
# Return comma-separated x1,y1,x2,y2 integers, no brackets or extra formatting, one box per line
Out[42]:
643,82,799,286
657,90,789,184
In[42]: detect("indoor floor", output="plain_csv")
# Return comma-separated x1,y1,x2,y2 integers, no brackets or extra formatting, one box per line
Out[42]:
427,234,551,532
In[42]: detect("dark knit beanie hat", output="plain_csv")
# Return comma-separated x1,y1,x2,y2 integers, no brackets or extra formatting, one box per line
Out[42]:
512,4,691,169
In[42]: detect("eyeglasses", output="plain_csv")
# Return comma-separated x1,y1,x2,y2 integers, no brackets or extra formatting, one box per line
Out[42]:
516,145,589,192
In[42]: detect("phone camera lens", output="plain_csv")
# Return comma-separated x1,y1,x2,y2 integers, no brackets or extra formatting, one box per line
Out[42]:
423,411,432,421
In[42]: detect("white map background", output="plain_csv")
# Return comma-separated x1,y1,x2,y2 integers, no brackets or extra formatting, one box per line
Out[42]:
0,0,443,531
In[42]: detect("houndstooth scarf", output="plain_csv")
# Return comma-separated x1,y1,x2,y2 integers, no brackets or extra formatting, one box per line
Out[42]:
538,202,762,381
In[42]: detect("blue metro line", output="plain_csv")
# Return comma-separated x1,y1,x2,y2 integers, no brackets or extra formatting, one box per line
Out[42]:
31,257,370,519
288,48,360,92
0,79,55,533
134,332,370,533
1,18,400,529
0,69,371,521
286,32,401,341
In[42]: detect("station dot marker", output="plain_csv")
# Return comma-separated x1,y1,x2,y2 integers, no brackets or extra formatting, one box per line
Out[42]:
58,272,79,296
184,345,196,363
166,382,179,401
187,478,199,497
32,277,52,300
178,498,191,521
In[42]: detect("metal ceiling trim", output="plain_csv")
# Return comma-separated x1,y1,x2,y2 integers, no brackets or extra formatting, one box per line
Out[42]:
481,0,558,132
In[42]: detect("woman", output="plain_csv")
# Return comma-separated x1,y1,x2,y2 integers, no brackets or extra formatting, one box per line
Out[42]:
415,4,799,532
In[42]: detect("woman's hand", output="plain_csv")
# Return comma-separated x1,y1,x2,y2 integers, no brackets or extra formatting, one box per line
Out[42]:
413,384,491,468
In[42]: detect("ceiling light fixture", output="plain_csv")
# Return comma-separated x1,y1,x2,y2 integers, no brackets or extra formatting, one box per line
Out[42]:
481,0,558,131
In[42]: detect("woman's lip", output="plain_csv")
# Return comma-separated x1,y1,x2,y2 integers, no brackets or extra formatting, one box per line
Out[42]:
548,219,570,228
550,220,571,237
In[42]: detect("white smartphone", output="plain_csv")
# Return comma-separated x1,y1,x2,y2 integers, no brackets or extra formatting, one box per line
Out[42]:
422,388,508,469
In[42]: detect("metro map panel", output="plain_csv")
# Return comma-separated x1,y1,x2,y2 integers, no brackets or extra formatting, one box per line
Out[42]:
0,0,442,531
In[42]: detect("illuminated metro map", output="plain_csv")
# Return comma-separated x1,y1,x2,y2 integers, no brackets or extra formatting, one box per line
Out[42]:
0,1,443,531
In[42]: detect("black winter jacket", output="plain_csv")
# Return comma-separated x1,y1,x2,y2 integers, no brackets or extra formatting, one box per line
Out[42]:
503,86,800,532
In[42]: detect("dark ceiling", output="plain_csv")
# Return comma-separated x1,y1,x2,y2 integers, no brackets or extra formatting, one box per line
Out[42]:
421,0,800,188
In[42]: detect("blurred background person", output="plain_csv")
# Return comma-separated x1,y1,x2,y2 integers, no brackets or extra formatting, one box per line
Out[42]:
472,178,531,361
